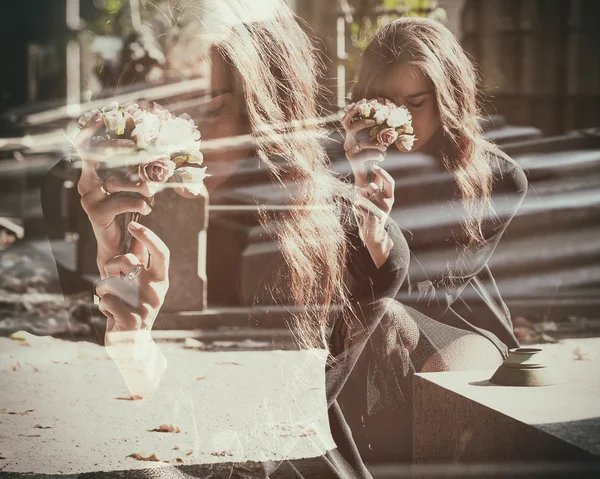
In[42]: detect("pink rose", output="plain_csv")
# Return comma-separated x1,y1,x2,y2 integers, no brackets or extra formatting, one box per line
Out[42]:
376,127,398,146
139,155,175,183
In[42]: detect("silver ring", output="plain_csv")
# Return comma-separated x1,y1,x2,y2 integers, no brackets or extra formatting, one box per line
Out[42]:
126,265,144,281
92,279,101,306
100,181,111,197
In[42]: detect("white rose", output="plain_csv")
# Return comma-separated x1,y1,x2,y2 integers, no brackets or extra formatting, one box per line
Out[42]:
102,108,127,135
373,105,391,125
131,113,162,149
155,117,202,156
387,106,411,128
177,166,209,195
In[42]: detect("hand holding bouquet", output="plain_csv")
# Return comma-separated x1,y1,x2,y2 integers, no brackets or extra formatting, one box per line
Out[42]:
77,101,209,254
343,98,415,152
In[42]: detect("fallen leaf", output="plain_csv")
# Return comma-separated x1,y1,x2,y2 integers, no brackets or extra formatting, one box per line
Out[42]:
129,452,161,462
34,424,53,429
216,361,242,366
210,451,233,457
573,347,588,361
174,458,184,463
196,375,208,381
115,395,143,401
185,450,193,456
151,424,180,433
19,434,41,437
172,446,180,450
4,409,34,416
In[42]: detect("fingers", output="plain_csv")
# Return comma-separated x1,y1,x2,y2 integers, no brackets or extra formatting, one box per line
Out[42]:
74,116,104,151
347,118,377,137
102,174,159,198
356,182,392,215
98,293,148,331
104,253,143,278
81,192,152,228
96,276,143,309
127,222,170,280
340,106,359,129
371,165,395,199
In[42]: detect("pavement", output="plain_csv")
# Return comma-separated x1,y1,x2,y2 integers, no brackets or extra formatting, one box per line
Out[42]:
1,329,599,477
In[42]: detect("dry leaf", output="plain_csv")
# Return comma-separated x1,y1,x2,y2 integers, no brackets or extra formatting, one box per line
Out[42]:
151,424,180,433
216,361,242,366
172,446,180,450
129,452,161,462
34,424,53,429
573,347,588,361
185,450,193,456
211,451,233,457
195,375,208,381
19,434,41,437
4,409,35,415
115,395,143,401
174,458,184,463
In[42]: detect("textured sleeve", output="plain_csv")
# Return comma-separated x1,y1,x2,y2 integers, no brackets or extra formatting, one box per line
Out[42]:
325,200,410,409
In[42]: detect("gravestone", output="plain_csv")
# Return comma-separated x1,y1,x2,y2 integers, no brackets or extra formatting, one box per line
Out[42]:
141,187,207,313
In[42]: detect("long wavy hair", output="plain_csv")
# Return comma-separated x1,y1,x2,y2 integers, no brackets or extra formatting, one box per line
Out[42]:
182,0,356,348
353,17,500,245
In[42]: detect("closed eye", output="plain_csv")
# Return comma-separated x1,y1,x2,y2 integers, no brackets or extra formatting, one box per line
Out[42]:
407,100,425,109
203,104,225,119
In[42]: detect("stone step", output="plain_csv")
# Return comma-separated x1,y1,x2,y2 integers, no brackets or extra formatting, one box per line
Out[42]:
406,225,600,287
502,128,600,156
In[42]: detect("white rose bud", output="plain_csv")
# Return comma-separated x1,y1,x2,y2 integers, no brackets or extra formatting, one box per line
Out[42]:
398,134,415,151
102,109,127,135
358,102,372,117
177,166,209,195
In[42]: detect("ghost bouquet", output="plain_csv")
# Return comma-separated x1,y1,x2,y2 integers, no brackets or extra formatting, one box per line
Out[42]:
78,101,209,253
344,98,415,151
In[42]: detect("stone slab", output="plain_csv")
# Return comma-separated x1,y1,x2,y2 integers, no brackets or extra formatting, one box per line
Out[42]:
413,339,600,463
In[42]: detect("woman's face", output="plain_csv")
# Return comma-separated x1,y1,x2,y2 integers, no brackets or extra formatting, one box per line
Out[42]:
378,62,441,153
196,49,253,192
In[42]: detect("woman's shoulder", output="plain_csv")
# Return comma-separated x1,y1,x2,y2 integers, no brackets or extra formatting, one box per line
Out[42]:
488,146,528,197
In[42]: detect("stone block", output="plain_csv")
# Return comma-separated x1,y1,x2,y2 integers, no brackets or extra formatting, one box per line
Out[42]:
413,365,600,463
142,187,207,313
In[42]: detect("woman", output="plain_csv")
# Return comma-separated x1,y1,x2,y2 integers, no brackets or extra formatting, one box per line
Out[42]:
68,0,407,477
336,16,528,463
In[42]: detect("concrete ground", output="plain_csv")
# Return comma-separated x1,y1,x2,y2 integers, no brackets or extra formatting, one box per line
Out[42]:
1,330,599,477
0,333,335,477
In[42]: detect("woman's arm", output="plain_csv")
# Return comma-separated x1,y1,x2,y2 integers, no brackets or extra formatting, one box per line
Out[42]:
326,205,410,408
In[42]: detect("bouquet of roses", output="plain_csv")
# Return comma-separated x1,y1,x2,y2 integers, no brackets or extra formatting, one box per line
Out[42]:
344,98,415,152
78,101,209,253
